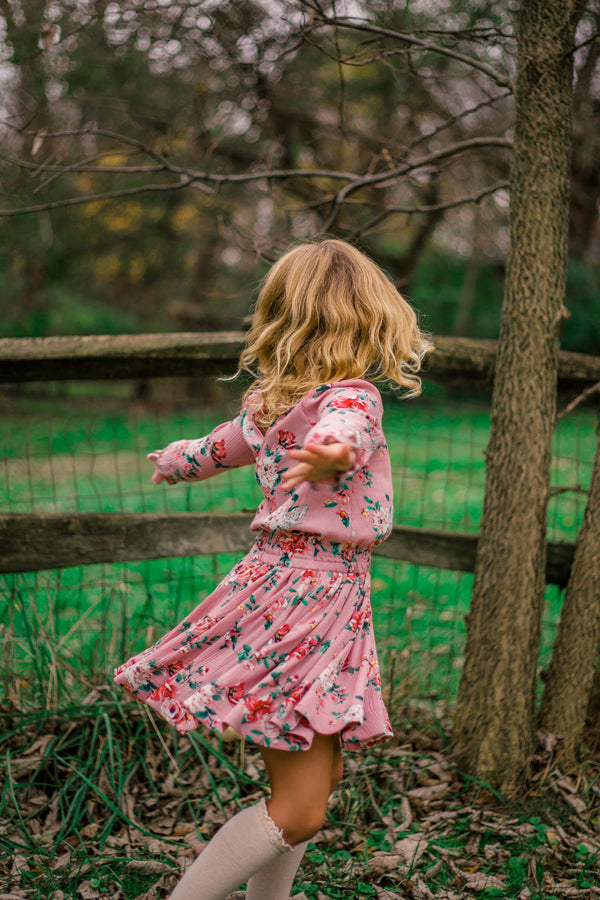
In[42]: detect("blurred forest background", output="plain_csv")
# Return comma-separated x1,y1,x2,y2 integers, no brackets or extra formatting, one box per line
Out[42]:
0,0,599,349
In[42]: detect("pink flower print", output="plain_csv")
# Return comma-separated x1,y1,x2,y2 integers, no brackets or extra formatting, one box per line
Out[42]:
349,612,362,633
167,661,184,677
330,396,369,411
300,569,317,580
344,703,364,725
279,533,310,555
149,682,176,702
278,429,296,448
244,695,274,722
372,506,393,538
274,624,291,642
191,615,221,636
230,563,264,584
210,439,226,463
161,698,194,728
256,455,280,494
290,635,319,660
185,683,217,714
336,508,350,528
227,682,246,704
263,611,274,628
341,546,356,564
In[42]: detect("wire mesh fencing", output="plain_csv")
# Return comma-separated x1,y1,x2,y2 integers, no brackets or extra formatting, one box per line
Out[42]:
0,379,595,709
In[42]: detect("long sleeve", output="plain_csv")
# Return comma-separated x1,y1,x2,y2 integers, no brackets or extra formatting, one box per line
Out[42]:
149,412,255,485
303,383,382,476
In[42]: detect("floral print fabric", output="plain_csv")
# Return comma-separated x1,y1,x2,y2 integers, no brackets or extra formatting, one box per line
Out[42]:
114,532,393,750
150,379,394,547
114,379,394,750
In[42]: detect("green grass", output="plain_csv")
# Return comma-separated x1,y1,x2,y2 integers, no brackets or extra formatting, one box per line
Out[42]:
3,694,599,899
0,391,595,709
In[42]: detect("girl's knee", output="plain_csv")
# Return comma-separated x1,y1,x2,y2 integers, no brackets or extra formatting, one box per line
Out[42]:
283,808,327,845
267,798,327,846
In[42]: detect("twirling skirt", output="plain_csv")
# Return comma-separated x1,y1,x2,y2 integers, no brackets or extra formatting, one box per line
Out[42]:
113,531,393,751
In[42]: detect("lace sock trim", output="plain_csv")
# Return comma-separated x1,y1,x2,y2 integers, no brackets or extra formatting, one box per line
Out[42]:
257,798,293,852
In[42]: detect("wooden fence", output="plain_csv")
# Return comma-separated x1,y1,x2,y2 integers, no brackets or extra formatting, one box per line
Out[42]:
2,331,598,582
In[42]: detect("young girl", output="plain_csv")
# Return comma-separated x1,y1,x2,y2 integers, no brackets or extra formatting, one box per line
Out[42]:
114,238,432,900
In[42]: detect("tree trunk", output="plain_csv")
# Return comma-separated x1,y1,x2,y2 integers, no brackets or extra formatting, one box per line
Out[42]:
452,0,578,794
539,426,600,765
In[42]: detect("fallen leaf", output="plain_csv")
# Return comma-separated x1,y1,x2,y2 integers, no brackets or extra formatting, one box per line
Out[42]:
411,879,435,899
407,784,450,802
50,852,71,871
77,882,101,900
10,857,30,877
123,860,173,876
393,833,428,865
367,852,406,875
462,872,505,891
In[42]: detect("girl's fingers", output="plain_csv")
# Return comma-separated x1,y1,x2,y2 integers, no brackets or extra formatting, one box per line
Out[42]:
282,443,356,490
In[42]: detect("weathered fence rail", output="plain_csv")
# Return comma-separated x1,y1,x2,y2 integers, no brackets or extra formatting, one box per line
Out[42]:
0,513,575,584
1,332,599,390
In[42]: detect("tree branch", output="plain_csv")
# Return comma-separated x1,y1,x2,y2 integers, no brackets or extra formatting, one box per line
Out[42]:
345,181,510,240
0,121,512,218
321,136,512,230
557,380,600,419
303,14,512,88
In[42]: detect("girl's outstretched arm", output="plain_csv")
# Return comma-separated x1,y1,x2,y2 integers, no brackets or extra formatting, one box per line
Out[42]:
148,414,255,485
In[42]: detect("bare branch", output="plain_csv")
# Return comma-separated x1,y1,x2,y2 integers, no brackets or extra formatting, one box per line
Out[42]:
557,380,600,420
345,181,510,240
0,177,202,216
304,14,511,88
0,123,511,218
408,90,513,150
321,136,512,230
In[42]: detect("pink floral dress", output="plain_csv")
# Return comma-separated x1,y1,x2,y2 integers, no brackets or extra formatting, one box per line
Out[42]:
114,379,393,750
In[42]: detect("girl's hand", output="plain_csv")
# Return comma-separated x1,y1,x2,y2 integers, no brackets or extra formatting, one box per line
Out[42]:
147,452,175,485
282,442,356,491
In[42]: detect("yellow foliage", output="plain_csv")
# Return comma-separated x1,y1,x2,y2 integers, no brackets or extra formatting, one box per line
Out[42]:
83,199,107,217
94,252,121,282
128,255,147,284
105,202,144,232
102,153,131,167
172,203,200,233
76,173,95,193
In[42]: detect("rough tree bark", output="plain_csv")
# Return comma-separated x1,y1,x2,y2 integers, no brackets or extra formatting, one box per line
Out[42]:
539,425,600,764
452,0,580,794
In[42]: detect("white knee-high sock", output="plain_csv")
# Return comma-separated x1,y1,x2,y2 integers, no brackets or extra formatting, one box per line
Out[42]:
169,800,291,900
245,840,308,900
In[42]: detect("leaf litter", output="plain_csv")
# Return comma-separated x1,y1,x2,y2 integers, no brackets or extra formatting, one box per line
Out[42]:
1,694,600,899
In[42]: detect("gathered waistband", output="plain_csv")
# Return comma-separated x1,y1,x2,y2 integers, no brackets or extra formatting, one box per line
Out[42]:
249,530,372,574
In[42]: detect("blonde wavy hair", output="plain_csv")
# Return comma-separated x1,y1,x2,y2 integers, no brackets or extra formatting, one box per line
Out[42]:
239,239,433,430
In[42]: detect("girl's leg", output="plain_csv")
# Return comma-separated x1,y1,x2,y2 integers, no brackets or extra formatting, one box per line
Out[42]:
168,733,342,900
261,732,343,845
168,798,290,900
244,733,343,900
